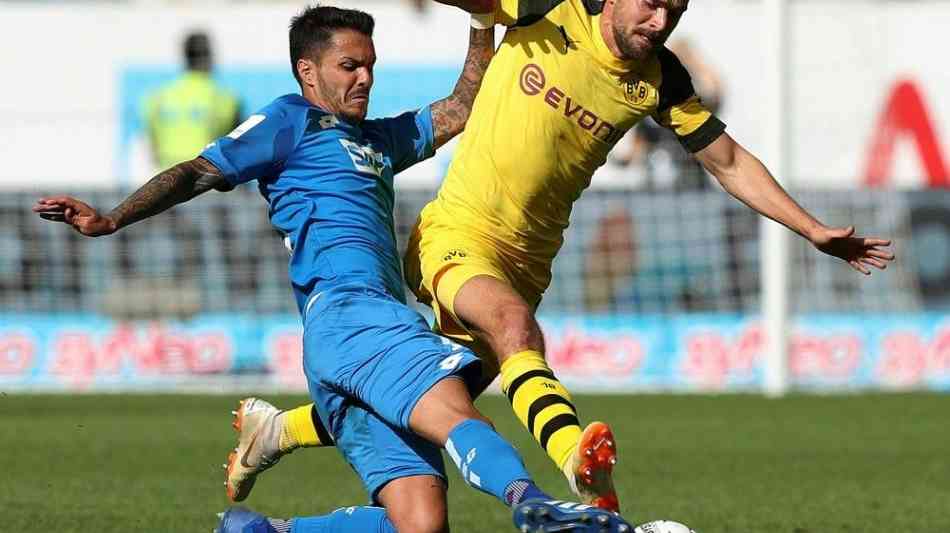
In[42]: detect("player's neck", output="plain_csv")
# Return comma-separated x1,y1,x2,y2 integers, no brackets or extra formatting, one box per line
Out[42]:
301,88,327,111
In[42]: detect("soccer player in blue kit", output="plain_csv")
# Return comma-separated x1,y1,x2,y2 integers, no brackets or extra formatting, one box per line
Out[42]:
33,4,636,533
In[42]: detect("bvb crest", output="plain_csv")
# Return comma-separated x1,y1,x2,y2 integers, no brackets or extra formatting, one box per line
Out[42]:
624,80,649,105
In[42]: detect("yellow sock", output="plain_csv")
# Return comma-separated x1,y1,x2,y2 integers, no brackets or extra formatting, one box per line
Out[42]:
279,404,332,451
500,350,581,470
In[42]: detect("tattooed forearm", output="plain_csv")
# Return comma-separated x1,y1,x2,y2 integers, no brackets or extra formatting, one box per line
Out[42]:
107,157,226,230
431,26,495,148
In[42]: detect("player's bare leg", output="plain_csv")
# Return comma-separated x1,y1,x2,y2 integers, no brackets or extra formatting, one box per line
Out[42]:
377,475,450,533
449,274,620,512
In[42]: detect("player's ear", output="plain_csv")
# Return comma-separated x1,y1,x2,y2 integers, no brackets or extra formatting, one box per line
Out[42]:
296,58,318,88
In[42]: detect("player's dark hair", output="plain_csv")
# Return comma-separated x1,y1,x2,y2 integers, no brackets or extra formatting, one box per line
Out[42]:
183,31,212,72
289,5,375,84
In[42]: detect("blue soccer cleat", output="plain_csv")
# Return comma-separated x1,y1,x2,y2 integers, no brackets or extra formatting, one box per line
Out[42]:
214,507,278,533
513,499,634,533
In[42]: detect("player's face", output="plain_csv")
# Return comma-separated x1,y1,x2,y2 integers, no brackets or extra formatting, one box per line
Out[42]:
609,0,687,60
314,29,376,123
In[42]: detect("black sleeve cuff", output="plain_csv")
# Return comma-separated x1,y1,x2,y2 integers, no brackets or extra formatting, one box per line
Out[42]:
678,115,727,153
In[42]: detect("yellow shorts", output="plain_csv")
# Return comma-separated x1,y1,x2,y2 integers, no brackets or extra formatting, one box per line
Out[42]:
402,209,551,353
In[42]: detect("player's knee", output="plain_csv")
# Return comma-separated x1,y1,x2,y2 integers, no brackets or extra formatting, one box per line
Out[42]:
489,303,543,354
391,507,450,533
441,399,493,431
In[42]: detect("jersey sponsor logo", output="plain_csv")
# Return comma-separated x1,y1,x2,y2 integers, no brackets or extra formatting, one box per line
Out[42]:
519,64,623,144
520,64,546,96
227,114,265,139
340,139,386,177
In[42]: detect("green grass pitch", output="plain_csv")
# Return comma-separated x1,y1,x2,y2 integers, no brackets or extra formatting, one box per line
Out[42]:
2,393,948,532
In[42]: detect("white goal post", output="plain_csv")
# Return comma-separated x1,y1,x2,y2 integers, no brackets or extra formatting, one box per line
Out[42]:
762,0,790,397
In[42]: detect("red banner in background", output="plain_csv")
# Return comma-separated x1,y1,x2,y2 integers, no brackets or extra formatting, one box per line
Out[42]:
864,79,949,188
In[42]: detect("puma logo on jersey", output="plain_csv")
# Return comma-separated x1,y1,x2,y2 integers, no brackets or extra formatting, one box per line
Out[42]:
340,139,386,177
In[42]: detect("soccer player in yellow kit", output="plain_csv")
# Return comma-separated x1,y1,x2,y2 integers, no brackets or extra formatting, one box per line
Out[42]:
228,0,894,512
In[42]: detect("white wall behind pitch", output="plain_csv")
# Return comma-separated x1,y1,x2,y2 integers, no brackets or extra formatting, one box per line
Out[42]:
1,1,948,190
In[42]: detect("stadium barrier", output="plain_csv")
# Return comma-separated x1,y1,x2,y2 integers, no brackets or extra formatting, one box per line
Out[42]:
1,188,946,392
2,312,949,393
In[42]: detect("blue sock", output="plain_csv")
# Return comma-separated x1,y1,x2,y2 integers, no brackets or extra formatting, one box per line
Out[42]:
290,506,396,533
445,419,551,506
503,479,552,506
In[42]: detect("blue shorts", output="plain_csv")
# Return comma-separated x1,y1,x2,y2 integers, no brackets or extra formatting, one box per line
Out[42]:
302,283,482,498
333,405,447,502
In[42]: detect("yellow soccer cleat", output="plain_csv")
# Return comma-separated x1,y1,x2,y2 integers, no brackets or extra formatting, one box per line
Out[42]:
563,421,620,512
224,397,287,502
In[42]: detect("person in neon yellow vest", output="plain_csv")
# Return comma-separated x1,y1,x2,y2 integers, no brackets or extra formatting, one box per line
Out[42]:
144,31,242,169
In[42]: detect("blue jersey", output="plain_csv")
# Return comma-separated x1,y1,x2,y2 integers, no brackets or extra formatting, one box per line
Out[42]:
200,94,435,313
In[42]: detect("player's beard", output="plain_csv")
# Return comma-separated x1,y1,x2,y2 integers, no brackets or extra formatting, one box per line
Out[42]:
614,25,664,61
317,75,368,124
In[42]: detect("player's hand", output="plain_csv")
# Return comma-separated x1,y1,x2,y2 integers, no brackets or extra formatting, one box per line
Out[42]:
434,0,496,14
32,196,117,237
809,225,895,275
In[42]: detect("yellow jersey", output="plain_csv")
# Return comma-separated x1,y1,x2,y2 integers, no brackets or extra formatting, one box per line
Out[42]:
425,0,725,265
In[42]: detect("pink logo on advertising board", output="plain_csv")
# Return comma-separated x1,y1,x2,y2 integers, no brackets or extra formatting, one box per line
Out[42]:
789,333,863,380
876,326,950,387
545,327,644,379
268,331,307,390
933,326,950,374
0,332,35,375
48,324,234,389
681,324,762,388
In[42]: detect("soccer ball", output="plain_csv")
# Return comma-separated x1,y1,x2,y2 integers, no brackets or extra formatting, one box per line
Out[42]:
634,520,697,533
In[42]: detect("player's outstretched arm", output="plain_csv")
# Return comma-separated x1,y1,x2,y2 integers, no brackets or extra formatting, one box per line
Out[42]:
430,23,495,149
695,133,896,275
32,156,227,236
